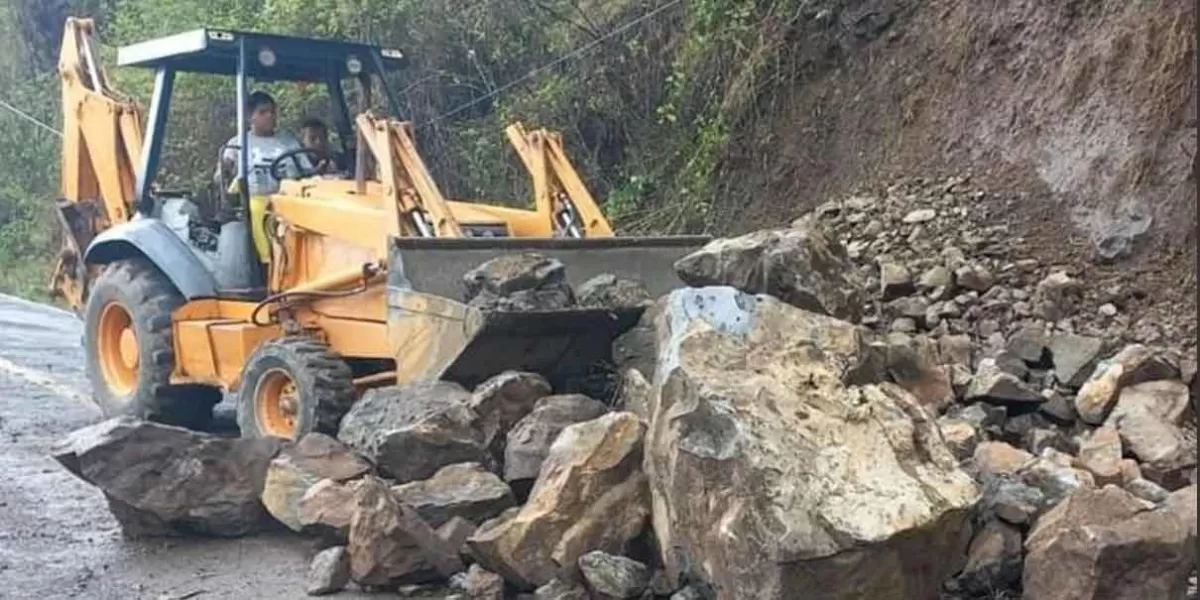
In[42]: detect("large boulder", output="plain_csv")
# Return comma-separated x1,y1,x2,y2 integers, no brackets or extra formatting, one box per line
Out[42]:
261,433,371,532
639,287,980,600
467,412,650,591
504,394,608,488
347,475,464,586
391,462,516,528
1022,485,1197,600
338,382,491,483
672,223,864,321
52,417,282,537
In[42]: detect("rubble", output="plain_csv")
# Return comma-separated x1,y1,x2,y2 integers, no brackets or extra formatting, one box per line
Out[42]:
52,417,282,537
47,176,1200,600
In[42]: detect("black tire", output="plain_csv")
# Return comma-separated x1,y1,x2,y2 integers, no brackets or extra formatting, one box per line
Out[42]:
82,258,220,428
235,336,356,439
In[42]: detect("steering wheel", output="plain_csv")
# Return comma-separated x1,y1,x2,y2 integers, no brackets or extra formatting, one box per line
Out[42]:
268,147,327,182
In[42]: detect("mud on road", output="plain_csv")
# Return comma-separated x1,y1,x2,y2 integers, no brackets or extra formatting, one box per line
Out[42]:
0,294,379,599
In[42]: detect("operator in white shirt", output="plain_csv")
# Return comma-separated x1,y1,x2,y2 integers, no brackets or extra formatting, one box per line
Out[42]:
219,90,312,196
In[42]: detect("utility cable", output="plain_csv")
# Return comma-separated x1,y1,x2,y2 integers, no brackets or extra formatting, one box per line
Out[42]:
418,0,684,129
0,97,62,138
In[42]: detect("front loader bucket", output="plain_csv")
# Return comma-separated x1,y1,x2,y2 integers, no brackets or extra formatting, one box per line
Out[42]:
384,235,709,391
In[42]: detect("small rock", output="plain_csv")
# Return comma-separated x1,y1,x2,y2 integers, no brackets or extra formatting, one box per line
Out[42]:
437,516,478,556
578,551,652,599
879,261,915,300
1037,390,1077,424
1126,477,1170,504
953,403,1008,435
955,264,995,293
1033,271,1082,321
576,274,653,309
885,336,956,413
1119,459,1143,485
938,335,973,368
956,519,1023,595
307,546,351,596
1024,428,1070,456
391,462,516,528
456,564,506,600
1018,457,1095,509
938,417,979,462
890,317,918,333
973,442,1034,479
1099,303,1119,317
1046,333,1099,388
887,296,930,323
966,359,1043,404
902,208,937,223
981,476,1045,525
1007,326,1050,367
533,579,590,600
917,265,953,291
1077,426,1123,486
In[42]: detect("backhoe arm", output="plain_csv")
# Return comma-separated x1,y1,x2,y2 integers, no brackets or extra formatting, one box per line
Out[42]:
51,17,146,310
355,113,463,238
505,123,614,237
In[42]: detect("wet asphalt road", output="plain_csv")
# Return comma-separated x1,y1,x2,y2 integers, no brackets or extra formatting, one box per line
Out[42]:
0,293,356,599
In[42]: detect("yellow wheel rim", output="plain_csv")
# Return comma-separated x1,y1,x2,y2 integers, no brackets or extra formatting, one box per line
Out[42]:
97,302,138,396
255,368,300,439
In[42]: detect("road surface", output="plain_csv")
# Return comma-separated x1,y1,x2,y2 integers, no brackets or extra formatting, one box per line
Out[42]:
0,293,364,599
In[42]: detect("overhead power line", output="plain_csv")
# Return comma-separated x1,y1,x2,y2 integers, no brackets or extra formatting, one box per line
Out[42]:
419,0,684,129
0,97,62,138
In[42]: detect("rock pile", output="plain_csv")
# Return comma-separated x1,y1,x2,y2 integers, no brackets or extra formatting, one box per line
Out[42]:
51,176,1196,599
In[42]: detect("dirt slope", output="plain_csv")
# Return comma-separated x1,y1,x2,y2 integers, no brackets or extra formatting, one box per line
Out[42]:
712,0,1195,322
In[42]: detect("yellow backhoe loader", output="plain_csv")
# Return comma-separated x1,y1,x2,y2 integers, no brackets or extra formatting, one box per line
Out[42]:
50,18,707,438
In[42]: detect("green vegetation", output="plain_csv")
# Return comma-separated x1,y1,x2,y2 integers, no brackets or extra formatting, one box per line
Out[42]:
0,0,827,300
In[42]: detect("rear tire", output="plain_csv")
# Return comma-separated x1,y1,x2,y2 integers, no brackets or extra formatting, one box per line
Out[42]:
235,337,356,440
83,258,219,428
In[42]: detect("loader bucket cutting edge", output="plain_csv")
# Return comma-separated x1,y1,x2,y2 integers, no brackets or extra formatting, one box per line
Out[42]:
384,235,709,389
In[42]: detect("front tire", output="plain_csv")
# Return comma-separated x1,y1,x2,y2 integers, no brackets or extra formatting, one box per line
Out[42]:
236,337,356,440
83,258,219,428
